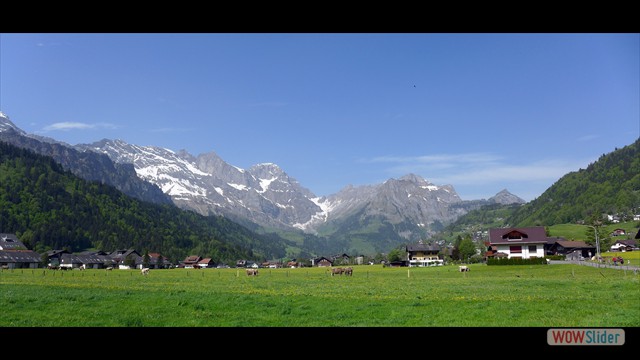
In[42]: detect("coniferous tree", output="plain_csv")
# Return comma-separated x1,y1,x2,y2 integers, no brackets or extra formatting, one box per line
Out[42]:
143,251,150,269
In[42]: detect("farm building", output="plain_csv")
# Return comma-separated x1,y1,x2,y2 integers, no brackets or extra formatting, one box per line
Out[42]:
0,233,42,269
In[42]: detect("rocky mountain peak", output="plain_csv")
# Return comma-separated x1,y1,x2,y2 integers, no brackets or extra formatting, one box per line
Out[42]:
488,189,526,205
0,111,27,135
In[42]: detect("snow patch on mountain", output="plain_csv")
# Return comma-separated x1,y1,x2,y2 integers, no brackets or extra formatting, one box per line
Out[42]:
259,177,276,192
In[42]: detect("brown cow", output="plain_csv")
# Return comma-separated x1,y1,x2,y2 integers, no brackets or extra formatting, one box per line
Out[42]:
246,268,259,276
343,267,353,276
331,267,344,276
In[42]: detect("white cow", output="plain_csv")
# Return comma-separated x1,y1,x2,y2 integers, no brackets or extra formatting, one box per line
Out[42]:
459,265,470,272
141,268,150,275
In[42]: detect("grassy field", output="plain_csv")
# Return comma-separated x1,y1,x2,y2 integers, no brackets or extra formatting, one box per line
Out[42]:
548,222,639,242
1,263,638,328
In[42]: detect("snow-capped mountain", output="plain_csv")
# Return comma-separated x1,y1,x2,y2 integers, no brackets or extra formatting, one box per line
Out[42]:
0,111,26,135
1,111,526,245
81,137,524,240
78,139,325,230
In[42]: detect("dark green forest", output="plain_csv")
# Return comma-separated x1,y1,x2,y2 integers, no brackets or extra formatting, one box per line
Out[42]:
0,141,293,264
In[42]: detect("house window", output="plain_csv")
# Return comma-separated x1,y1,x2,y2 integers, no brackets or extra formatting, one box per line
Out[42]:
510,246,522,253
528,245,537,253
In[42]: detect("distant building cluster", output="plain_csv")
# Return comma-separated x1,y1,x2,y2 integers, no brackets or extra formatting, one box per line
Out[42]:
2,226,639,270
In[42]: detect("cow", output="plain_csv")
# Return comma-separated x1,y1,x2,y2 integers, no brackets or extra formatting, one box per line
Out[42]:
331,267,344,276
105,266,113,271
459,265,470,272
141,268,150,276
246,268,258,276
343,267,353,276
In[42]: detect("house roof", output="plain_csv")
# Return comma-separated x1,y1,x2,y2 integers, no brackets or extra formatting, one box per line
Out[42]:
75,253,115,264
552,240,595,249
0,233,28,250
614,239,638,247
0,250,42,263
489,227,549,245
406,243,441,252
109,249,140,260
546,236,567,244
184,255,201,264
60,253,84,264
46,249,70,256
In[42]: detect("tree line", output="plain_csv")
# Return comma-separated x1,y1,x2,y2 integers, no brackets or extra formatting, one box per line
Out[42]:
0,141,293,265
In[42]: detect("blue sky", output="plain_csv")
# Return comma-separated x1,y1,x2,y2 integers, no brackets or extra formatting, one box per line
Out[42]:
1,33,638,202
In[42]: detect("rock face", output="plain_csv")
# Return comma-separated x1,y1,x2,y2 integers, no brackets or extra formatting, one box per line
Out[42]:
0,113,171,205
488,189,526,205
81,136,526,241
1,111,526,244
79,139,324,230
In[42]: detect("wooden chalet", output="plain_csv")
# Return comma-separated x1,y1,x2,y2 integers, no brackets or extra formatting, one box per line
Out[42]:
314,257,333,267
183,255,202,268
198,257,215,268
406,240,443,267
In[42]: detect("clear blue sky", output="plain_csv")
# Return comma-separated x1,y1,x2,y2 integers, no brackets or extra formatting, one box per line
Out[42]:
1,33,638,202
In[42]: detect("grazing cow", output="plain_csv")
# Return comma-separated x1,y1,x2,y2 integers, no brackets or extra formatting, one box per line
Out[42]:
343,267,353,276
331,267,344,276
79,264,86,270
141,267,150,276
459,265,470,272
246,268,258,276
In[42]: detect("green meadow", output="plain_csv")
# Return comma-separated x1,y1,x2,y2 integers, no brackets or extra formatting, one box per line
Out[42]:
1,264,638,327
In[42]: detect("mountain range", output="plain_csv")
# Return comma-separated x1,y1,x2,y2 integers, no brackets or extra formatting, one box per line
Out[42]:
0,111,526,254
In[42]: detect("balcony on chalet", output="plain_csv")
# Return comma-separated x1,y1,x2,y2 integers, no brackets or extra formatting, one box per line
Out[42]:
408,256,443,267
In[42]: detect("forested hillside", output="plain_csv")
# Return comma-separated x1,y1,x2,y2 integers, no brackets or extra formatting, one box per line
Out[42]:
433,138,639,245
0,141,293,264
508,138,640,226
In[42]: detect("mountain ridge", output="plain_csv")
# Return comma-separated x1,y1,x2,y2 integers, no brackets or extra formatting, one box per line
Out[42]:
0,112,527,254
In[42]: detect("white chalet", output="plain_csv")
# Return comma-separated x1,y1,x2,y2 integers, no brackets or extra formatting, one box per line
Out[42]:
488,227,548,259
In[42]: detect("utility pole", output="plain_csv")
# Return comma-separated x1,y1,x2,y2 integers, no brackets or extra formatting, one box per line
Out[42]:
588,223,602,261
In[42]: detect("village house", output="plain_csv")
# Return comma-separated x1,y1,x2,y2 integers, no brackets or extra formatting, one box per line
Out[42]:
406,240,443,267
110,249,143,269
548,240,596,260
488,226,549,260
610,239,638,252
313,256,333,267
611,228,627,237
197,257,215,268
183,255,202,268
